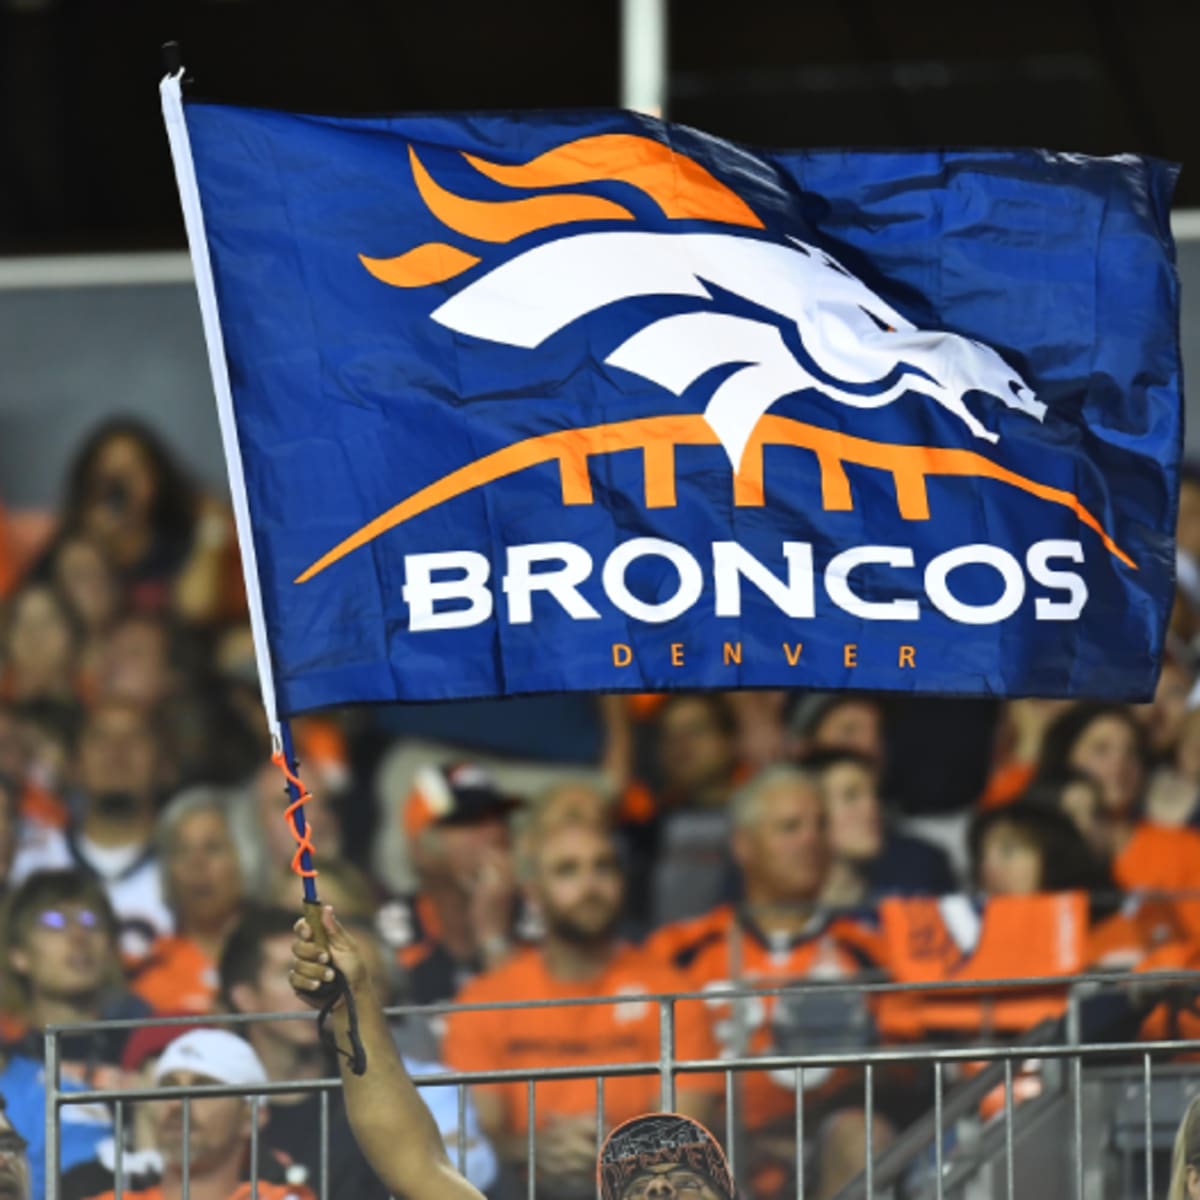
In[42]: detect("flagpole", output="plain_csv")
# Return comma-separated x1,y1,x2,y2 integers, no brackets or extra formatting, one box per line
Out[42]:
620,0,668,118
159,63,320,909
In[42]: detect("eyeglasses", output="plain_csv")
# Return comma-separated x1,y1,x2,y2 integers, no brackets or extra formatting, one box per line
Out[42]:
0,1131,28,1159
35,908,102,932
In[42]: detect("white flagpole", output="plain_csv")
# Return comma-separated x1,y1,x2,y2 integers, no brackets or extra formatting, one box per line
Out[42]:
159,70,282,746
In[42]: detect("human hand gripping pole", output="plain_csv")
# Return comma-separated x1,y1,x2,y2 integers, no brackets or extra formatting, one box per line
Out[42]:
275,729,366,1074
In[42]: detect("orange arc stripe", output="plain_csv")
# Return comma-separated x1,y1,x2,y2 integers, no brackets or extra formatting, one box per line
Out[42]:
359,243,480,288
294,415,1133,583
464,134,765,230
408,147,635,244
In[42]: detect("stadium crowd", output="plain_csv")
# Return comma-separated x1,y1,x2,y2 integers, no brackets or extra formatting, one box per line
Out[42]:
2,418,1200,1199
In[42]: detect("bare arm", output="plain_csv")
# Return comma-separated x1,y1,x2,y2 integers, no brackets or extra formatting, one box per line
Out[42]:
291,907,485,1200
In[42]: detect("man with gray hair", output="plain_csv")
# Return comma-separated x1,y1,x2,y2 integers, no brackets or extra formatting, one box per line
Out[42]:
645,765,888,1200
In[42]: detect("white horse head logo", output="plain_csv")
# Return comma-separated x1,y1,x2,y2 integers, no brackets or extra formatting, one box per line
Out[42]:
432,231,1046,470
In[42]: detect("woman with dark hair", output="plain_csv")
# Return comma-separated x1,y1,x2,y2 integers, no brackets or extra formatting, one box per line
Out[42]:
968,801,1110,897
1036,702,1200,893
60,418,240,621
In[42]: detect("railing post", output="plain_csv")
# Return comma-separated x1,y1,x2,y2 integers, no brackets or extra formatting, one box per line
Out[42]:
44,1027,60,1200
659,996,676,1112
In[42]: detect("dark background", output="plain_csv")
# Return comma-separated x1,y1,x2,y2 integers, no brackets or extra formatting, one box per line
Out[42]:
1,0,1195,255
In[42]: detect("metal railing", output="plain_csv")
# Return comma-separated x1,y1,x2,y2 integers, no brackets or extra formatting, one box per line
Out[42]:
40,969,1200,1200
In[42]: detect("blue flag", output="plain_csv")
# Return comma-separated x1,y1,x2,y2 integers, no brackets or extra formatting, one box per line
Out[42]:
164,80,1181,716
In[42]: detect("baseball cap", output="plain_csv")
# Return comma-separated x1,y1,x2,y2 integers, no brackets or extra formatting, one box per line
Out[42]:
599,1113,736,1200
153,1029,268,1089
403,763,520,840
121,1016,201,1074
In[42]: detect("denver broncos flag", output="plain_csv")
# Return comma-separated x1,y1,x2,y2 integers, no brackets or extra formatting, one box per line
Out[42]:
162,76,1181,720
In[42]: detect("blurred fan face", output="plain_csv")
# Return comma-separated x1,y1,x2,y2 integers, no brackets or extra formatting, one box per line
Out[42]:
154,1069,252,1175
532,825,623,946
11,902,111,1000
1068,715,1143,817
811,701,883,765
0,1106,30,1200
84,434,159,531
167,808,242,929
235,935,320,1048
978,822,1042,895
5,586,74,684
658,698,736,797
820,761,883,863
77,703,159,809
54,537,119,635
737,781,828,903
1136,657,1192,760
620,1163,724,1199
440,817,510,890
98,618,174,707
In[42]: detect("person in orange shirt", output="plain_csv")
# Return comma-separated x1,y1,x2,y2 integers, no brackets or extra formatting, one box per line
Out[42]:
131,790,245,1014
443,799,718,1199
82,1029,314,1200
645,765,887,1200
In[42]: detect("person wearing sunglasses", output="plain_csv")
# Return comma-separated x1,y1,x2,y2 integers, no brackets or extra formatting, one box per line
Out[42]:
0,869,155,1197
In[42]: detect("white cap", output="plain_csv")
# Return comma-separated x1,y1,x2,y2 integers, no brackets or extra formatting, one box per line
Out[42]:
153,1030,268,1089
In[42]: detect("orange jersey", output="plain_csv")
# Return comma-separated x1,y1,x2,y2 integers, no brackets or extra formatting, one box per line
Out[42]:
876,893,1087,1039
442,943,719,1136
1086,896,1192,970
129,935,218,1015
85,1183,312,1200
1136,941,1200,1048
646,904,883,1132
1113,823,1200,893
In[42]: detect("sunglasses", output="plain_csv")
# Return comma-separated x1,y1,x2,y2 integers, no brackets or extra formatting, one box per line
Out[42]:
34,908,103,932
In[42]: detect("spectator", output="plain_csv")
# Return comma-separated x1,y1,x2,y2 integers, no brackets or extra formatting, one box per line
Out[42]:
443,809,718,1199
645,766,887,1200
967,802,1109,896
0,702,71,867
93,614,185,710
1137,654,1194,765
1038,702,1200,892
0,1095,30,1200
656,693,742,810
219,907,389,1199
805,749,956,903
131,790,245,1014
1,582,80,704
1021,770,1109,860
1168,1093,1200,1200
42,532,122,684
375,763,526,1006
80,1028,315,1200
0,870,149,1074
790,694,885,766
10,702,172,959
61,418,242,622
0,871,143,1197
61,1022,188,1200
